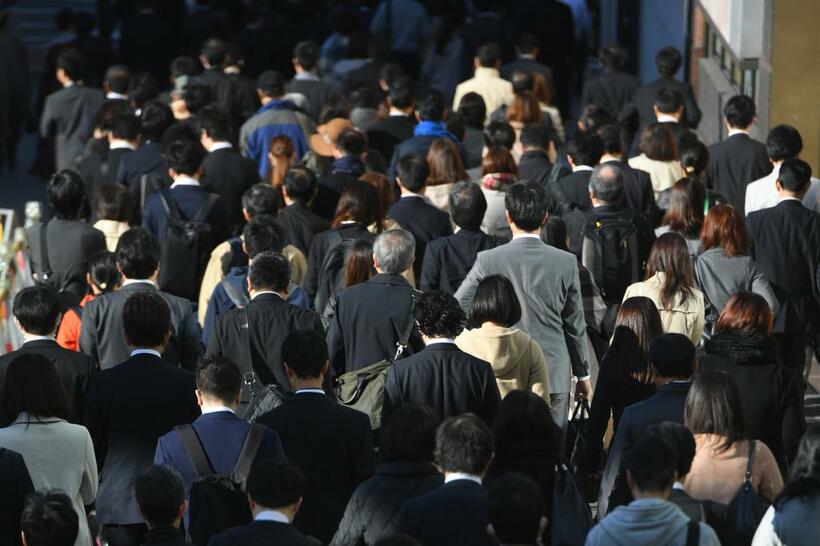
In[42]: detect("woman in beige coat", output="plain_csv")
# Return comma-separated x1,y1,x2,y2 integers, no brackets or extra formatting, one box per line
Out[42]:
456,275,550,400
623,232,705,344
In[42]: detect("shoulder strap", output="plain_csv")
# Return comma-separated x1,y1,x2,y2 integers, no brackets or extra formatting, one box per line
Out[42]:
685,520,700,546
175,424,215,478
233,424,265,485
140,174,149,211
745,439,756,483
38,222,52,280
157,190,183,223
393,290,421,361
193,193,220,223
222,278,250,308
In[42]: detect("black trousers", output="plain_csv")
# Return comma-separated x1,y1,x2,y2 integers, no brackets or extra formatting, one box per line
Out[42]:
101,524,147,546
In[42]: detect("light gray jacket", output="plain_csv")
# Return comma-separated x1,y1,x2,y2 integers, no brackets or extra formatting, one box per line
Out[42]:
694,247,779,315
455,236,589,393
0,413,97,546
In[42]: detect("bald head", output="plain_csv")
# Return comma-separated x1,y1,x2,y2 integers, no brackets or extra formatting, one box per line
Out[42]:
588,163,625,205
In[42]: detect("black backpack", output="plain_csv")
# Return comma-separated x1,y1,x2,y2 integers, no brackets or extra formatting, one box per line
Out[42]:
156,190,219,301
580,213,641,305
176,423,265,546
313,227,374,311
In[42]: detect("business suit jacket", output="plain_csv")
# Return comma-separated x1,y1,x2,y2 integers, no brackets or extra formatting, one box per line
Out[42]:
40,84,105,170
420,228,506,293
456,237,590,394
256,392,373,544
26,219,107,305
631,77,702,129
747,200,820,334
305,223,372,301
278,202,331,255
200,147,261,235
209,521,321,546
582,69,640,118
388,195,453,280
287,77,335,122
383,343,501,425
80,281,203,370
597,381,691,517
327,273,423,376
0,340,92,423
142,184,231,248
85,352,199,525
554,169,594,211
155,411,286,500
366,114,416,162
0,447,33,546
206,293,322,395
602,159,660,225
311,171,360,221
95,146,133,190
396,479,495,546
705,133,772,214
518,149,554,185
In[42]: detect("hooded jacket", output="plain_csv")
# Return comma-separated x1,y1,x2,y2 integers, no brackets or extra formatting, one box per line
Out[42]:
586,498,720,546
455,323,550,401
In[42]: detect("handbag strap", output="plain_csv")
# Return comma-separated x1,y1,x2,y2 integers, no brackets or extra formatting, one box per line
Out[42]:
685,520,700,546
393,289,422,361
744,439,756,484
232,424,265,485
175,424,215,478
38,222,52,280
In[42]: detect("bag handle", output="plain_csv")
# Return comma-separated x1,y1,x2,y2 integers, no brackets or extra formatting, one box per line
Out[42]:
685,520,700,546
38,221,52,281
176,424,215,478
393,289,422,361
233,424,265,485
744,439,756,484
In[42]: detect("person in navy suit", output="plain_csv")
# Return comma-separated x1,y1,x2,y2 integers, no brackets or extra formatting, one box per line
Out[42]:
154,356,285,517
597,333,696,518
388,155,453,281
396,414,496,546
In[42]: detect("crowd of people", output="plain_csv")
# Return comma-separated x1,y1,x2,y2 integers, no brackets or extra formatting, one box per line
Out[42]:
0,1,819,546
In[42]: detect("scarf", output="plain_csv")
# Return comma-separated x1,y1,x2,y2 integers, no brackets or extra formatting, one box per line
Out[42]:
482,172,517,191
331,155,366,177
705,329,778,365
413,120,458,142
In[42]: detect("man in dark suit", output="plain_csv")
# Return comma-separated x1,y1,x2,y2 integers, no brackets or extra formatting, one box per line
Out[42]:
388,155,453,279
312,126,368,220
421,182,506,293
553,131,604,211
207,251,322,401
628,46,701,130
257,331,373,544
92,112,139,191
80,228,203,370
651,87,694,148
500,33,554,95
747,159,820,373
135,466,189,546
154,357,285,515
40,48,105,171
517,124,554,186
85,291,200,546
198,105,261,235
705,95,772,214
189,39,233,108
388,89,467,180
596,124,659,225
209,460,322,546
582,44,639,119
327,229,423,376
384,292,501,425
366,76,416,162
26,171,107,307
597,334,695,517
396,414,496,546
286,41,335,122
277,166,330,255
0,286,92,423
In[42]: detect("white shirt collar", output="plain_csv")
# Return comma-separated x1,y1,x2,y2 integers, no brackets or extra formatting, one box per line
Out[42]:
445,472,482,484
572,165,594,172
389,108,410,117
170,175,201,188
727,128,749,137
122,278,156,287
779,196,803,203
208,141,233,152
656,113,680,123
513,233,541,240
426,338,455,346
294,71,320,81
255,510,290,523
131,348,162,358
672,481,686,491
474,67,501,79
252,291,284,300
106,91,128,100
401,193,424,199
295,389,326,395
600,153,622,163
23,334,56,344
201,405,235,415
109,141,137,151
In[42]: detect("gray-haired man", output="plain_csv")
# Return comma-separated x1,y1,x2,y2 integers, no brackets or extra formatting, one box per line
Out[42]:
326,229,424,376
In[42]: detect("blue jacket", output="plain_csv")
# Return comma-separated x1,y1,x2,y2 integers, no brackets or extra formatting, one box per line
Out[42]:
238,100,315,177
203,266,310,346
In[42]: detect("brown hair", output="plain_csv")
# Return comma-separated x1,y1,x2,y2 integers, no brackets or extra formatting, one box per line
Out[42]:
506,91,542,125
645,232,696,308
343,238,376,288
639,123,677,162
700,204,749,257
611,296,664,384
661,177,705,238
481,146,518,177
532,73,553,106
715,292,773,335
268,135,294,187
359,172,396,226
427,138,468,187
1,354,70,425
332,180,381,231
